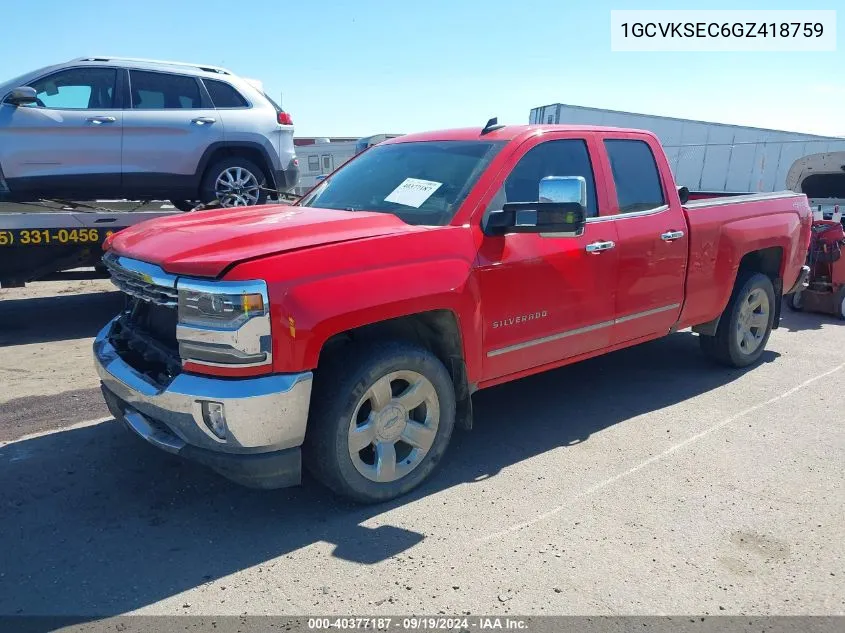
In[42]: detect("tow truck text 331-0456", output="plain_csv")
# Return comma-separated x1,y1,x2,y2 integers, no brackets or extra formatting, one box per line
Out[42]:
0,228,111,246
93,122,812,504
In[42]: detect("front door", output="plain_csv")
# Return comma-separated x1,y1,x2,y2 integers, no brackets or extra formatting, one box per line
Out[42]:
121,69,224,199
476,135,619,381
0,66,122,198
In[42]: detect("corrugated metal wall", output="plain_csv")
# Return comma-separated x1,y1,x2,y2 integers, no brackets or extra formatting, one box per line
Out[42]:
529,104,845,193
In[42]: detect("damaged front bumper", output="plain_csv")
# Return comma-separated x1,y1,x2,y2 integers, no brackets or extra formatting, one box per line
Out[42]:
93,320,312,488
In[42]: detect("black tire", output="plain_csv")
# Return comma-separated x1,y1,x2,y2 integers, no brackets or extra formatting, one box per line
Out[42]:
836,287,845,321
699,272,776,368
170,199,200,212
303,341,456,504
199,157,268,208
784,291,804,312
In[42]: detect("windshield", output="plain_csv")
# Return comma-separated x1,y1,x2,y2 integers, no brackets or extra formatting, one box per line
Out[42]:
298,140,504,225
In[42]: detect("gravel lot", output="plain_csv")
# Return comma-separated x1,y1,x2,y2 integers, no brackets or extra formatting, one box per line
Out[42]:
0,279,843,618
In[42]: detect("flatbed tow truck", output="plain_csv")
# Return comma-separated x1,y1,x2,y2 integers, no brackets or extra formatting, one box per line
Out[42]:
0,192,300,288
0,200,178,288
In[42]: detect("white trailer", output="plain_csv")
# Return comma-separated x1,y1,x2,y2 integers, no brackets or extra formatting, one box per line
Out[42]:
295,140,359,195
530,104,845,207
294,134,404,196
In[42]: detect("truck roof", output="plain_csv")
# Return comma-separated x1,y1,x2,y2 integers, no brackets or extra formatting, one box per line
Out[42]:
384,124,656,145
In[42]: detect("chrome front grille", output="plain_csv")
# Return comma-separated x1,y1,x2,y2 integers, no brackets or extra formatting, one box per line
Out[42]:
103,252,178,308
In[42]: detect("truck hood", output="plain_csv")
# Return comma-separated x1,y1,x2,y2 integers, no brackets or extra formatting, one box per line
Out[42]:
108,204,421,278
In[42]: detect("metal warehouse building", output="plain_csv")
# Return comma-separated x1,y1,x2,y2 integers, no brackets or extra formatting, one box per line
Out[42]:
530,104,845,203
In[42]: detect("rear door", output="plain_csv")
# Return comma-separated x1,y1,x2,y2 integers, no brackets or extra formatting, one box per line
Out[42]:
121,69,223,198
476,133,619,381
201,78,290,181
598,135,688,344
0,66,122,198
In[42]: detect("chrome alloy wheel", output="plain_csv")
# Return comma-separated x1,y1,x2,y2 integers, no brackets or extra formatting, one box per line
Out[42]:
347,370,440,483
215,166,261,207
736,287,770,355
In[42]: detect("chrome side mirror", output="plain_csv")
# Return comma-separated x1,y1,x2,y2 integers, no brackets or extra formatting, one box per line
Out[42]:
539,176,587,206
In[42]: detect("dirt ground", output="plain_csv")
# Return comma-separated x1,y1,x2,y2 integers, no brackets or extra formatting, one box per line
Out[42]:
0,275,118,437
0,276,843,618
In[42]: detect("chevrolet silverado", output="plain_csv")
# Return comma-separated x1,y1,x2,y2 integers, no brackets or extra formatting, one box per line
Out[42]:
93,122,812,503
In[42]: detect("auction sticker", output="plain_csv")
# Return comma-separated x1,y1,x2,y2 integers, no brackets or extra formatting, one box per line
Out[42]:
385,178,442,208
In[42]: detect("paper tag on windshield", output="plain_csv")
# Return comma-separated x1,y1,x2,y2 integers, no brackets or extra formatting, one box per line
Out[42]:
384,178,443,208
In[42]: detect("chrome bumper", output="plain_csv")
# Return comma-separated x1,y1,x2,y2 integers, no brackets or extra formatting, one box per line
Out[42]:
93,320,312,487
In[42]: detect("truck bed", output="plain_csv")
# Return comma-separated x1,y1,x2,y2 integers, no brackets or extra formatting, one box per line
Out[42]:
684,190,804,209
678,190,810,330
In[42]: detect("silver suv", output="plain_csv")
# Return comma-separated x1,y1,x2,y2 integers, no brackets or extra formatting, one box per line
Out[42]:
0,57,299,210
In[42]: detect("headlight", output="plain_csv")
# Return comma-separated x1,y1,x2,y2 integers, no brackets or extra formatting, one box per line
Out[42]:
175,279,272,368
178,288,265,329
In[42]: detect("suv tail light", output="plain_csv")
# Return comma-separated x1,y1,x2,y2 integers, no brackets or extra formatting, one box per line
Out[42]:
277,112,293,125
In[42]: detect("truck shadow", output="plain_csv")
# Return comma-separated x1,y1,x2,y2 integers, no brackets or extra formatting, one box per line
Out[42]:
0,332,777,617
778,301,841,332
0,291,122,346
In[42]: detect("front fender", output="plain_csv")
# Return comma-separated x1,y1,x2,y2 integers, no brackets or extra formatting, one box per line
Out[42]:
274,257,481,376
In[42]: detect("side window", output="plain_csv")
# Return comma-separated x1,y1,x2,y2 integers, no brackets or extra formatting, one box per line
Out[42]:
322,155,332,172
604,139,665,214
307,155,320,172
489,139,598,217
203,79,249,108
129,71,201,109
28,68,116,110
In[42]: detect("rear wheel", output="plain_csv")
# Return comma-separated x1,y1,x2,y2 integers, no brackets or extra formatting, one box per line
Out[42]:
699,272,776,368
200,157,268,208
304,341,456,504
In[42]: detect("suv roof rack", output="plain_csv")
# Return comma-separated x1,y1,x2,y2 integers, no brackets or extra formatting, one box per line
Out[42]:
71,57,232,75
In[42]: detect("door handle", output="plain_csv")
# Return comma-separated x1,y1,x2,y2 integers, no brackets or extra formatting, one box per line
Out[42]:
661,230,685,241
191,117,216,125
87,116,116,124
585,240,616,254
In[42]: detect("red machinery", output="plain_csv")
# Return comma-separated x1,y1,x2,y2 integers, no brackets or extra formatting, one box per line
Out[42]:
787,207,845,318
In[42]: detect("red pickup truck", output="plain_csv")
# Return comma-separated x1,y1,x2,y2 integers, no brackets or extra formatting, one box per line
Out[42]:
94,123,812,503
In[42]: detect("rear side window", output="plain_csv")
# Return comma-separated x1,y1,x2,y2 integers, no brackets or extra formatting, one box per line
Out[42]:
129,71,201,109
204,79,249,108
604,139,665,214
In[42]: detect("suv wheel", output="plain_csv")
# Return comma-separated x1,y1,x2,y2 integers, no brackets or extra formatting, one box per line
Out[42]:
304,341,456,504
200,157,268,208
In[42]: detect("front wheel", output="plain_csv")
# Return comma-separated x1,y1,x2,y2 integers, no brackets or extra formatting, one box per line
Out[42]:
304,342,456,504
700,272,776,368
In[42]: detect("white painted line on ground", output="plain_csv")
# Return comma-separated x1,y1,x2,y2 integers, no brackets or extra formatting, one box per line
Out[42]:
0,416,114,448
478,361,845,543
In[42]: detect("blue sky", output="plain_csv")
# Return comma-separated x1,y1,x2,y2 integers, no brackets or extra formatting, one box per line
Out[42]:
1,0,841,137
